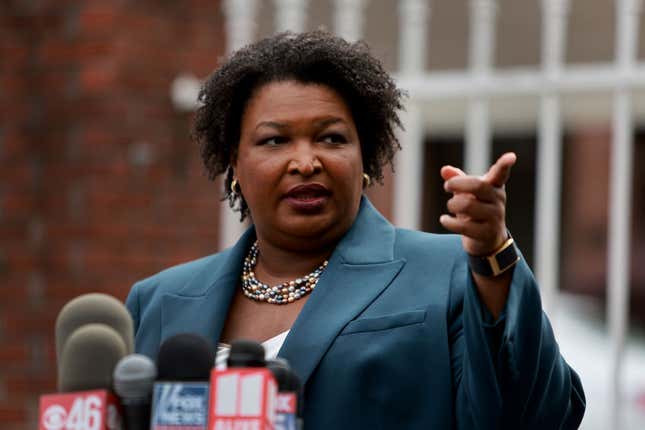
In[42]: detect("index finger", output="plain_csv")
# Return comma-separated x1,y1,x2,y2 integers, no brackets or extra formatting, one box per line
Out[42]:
484,152,517,187
444,176,498,202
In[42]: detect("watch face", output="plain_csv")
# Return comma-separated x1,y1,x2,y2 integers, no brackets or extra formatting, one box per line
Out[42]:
468,240,520,277
496,243,519,269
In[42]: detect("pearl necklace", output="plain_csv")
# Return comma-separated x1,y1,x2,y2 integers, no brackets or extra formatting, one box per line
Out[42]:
241,241,328,304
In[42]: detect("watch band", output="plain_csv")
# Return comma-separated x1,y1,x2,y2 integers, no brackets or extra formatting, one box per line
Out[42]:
468,237,520,277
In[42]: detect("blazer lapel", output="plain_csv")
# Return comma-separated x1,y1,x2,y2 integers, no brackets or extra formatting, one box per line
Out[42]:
160,228,256,346
278,197,405,384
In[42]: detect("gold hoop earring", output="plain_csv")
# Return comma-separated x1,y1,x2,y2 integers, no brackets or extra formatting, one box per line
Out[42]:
230,178,240,195
362,173,371,188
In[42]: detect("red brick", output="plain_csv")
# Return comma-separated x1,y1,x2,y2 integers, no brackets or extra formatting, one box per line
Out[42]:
5,374,56,397
2,192,38,218
0,343,30,364
39,39,77,65
1,309,58,338
0,165,35,184
44,277,131,301
0,130,31,160
79,59,118,93
0,283,30,303
2,249,38,273
0,406,28,424
78,3,118,35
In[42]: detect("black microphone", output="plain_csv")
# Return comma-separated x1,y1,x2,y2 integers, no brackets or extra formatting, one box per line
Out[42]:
267,358,303,430
227,339,266,368
113,354,156,430
150,333,215,430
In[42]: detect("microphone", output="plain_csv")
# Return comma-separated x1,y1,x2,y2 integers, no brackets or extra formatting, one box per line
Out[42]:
40,323,127,430
113,354,156,430
150,333,215,430
58,324,128,392
56,293,134,364
208,340,277,430
267,358,303,430
226,340,266,368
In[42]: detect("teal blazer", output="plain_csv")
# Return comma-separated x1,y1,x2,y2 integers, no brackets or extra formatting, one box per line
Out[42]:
126,197,585,429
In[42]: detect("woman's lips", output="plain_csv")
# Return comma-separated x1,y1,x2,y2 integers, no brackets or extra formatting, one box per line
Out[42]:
284,184,331,212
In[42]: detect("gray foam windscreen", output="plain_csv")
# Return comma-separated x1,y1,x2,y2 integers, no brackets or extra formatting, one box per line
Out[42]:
113,354,157,401
55,293,134,363
58,323,128,392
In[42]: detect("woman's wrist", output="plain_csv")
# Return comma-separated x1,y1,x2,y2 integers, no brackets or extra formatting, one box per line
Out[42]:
468,231,520,277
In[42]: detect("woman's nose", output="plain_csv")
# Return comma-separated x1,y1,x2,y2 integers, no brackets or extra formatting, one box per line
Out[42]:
287,141,322,176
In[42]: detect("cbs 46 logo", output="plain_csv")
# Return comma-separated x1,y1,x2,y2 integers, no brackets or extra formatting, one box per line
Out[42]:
43,395,104,430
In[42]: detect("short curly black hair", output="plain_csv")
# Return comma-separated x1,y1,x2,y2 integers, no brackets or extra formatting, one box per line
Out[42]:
192,30,406,220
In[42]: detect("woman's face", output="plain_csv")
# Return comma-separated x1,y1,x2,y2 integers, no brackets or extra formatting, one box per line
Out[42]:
233,80,364,250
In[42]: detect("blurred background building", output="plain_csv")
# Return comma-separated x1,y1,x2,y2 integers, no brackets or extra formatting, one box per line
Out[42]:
1,0,644,429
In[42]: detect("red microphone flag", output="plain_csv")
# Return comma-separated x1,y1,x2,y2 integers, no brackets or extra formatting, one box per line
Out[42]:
208,368,276,430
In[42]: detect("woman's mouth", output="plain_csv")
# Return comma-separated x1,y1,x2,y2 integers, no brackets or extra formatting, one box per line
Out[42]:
284,183,331,212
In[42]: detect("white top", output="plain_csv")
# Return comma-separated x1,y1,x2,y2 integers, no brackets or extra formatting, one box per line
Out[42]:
215,330,290,369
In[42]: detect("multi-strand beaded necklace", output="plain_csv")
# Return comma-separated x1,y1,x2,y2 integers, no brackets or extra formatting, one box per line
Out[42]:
241,241,328,304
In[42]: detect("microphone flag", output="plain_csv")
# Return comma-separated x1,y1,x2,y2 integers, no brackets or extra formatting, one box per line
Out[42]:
208,368,276,430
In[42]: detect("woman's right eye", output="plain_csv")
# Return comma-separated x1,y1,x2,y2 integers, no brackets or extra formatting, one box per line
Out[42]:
259,136,287,146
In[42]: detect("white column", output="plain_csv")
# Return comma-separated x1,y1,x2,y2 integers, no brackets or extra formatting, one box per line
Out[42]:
333,0,369,42
465,0,497,175
220,0,260,249
394,103,425,230
608,1,642,428
274,0,308,33
534,0,570,316
394,0,429,230
223,0,259,52
398,0,429,75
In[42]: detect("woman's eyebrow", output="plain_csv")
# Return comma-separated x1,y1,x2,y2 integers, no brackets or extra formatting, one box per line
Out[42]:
314,117,345,128
255,121,287,131
255,117,346,131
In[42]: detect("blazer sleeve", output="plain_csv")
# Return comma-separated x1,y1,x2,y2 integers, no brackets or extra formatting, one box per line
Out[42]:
448,255,586,429
125,281,141,335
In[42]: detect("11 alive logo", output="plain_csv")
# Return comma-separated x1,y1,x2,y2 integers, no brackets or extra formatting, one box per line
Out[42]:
151,382,210,429
209,369,277,430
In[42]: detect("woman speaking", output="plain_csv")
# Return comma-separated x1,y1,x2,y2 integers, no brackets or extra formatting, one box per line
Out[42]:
126,31,585,429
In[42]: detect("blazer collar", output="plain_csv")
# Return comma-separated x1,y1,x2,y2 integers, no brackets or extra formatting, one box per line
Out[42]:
160,197,405,385
332,197,396,264
160,227,255,344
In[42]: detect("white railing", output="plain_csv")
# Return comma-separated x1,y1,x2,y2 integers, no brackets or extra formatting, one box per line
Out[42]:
213,0,640,427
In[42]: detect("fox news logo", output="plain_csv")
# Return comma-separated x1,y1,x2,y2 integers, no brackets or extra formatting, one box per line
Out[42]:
274,413,297,430
152,383,209,429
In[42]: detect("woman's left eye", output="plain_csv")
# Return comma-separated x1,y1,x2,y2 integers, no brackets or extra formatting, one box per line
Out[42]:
320,133,347,144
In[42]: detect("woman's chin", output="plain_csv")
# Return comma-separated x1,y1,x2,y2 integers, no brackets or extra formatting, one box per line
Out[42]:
276,210,339,239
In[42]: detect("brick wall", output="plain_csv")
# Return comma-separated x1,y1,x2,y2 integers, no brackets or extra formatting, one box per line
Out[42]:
0,1,225,428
